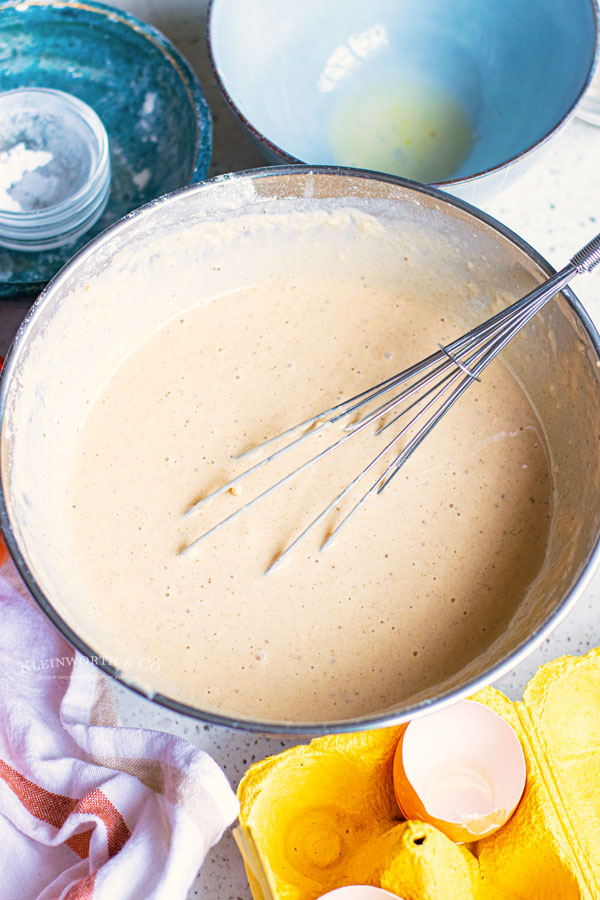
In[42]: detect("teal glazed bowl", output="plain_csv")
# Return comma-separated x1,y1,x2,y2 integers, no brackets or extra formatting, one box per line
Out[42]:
0,0,212,298
208,0,597,203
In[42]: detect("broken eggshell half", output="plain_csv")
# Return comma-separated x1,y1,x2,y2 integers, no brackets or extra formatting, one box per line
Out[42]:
317,888,403,899
393,699,526,843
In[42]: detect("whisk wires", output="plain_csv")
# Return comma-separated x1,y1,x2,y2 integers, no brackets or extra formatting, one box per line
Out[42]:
179,232,600,571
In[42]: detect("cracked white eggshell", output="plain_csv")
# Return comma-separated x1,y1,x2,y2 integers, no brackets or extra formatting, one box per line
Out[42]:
318,888,403,899
393,699,526,843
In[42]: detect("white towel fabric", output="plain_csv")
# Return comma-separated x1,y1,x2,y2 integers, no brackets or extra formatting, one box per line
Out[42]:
0,560,239,900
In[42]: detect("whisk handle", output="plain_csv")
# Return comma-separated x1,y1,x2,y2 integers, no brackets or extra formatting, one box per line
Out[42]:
570,232,600,273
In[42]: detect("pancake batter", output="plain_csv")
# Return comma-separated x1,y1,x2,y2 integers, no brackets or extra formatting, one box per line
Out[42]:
66,271,552,723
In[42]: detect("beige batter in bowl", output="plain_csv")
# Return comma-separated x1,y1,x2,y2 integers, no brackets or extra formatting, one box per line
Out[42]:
1,167,600,733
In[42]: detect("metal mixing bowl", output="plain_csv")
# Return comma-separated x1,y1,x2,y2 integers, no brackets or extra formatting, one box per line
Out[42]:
1,166,600,734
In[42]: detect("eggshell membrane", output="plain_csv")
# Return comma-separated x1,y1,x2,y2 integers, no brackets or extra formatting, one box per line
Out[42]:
236,647,600,900
393,700,526,842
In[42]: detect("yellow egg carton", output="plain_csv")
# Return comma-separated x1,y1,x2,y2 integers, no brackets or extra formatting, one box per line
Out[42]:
234,647,600,900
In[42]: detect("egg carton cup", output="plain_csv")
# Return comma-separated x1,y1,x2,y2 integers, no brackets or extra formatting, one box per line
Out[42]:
235,647,600,900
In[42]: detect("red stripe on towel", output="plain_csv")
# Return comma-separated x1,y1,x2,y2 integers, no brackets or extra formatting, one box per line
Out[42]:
62,872,97,900
0,759,130,862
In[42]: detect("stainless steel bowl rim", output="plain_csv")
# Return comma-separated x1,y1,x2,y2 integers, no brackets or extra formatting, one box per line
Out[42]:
1,164,599,735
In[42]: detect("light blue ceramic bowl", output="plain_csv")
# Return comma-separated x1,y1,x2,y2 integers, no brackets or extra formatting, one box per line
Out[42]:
208,0,597,203
0,0,212,297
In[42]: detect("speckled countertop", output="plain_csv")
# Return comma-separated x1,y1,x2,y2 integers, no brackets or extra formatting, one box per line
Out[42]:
3,3,599,899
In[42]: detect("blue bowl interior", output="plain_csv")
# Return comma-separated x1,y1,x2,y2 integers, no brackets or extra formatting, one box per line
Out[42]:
0,0,211,293
211,0,596,179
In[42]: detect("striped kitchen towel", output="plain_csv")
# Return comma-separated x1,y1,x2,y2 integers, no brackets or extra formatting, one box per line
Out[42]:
0,561,239,899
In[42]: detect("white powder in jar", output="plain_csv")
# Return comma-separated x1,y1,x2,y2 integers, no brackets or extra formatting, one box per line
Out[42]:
0,142,53,212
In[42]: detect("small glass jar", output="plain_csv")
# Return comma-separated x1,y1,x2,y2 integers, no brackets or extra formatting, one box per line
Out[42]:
0,87,111,251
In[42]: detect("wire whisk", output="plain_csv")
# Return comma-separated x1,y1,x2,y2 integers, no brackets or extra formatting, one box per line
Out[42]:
180,232,600,572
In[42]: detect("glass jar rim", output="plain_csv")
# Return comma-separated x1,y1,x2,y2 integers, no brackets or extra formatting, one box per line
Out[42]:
0,86,111,250
0,87,110,217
